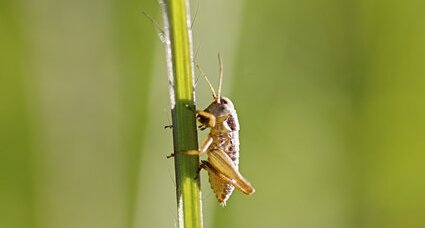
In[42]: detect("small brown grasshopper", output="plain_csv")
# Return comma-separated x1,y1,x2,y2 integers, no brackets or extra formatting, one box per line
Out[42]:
186,55,255,206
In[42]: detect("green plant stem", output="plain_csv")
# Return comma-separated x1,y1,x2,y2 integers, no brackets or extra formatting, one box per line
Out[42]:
161,0,203,227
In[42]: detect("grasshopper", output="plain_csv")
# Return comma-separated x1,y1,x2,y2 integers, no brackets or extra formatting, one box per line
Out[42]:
146,10,255,205
186,55,255,206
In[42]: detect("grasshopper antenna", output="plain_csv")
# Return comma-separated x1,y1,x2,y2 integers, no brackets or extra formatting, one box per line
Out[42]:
142,11,165,42
193,44,202,86
196,64,217,99
191,2,200,30
217,53,224,103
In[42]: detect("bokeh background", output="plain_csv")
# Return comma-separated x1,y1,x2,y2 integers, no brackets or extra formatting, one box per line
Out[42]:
1,0,425,228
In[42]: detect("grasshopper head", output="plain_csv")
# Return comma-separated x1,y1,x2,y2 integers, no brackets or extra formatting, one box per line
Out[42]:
206,97,235,118
197,97,235,130
197,97,238,131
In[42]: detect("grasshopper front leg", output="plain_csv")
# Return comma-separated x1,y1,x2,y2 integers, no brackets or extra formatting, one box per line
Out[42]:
181,135,213,156
166,105,214,158
167,135,213,158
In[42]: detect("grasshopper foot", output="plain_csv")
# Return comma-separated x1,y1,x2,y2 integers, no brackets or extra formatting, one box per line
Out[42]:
194,162,205,180
167,150,199,159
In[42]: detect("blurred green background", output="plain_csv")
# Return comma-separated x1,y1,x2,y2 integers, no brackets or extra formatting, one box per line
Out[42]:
1,0,425,228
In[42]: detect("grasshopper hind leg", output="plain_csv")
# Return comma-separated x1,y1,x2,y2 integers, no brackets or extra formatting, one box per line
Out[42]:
200,160,234,206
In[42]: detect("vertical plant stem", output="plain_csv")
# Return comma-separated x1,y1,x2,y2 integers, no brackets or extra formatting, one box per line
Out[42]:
160,0,203,227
